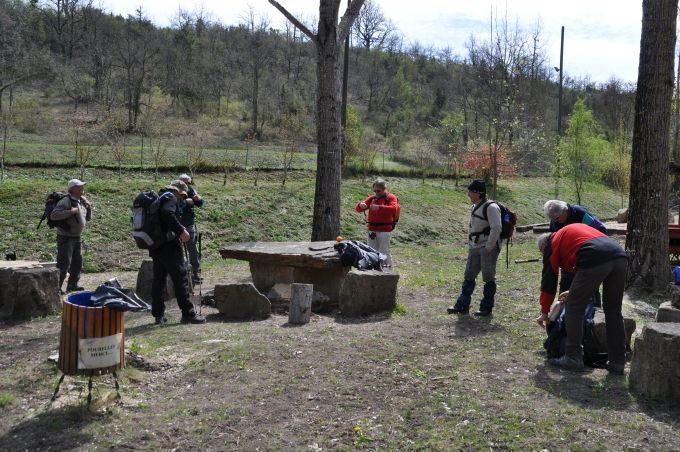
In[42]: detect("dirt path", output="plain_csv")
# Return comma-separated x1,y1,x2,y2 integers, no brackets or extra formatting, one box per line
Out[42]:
0,258,679,451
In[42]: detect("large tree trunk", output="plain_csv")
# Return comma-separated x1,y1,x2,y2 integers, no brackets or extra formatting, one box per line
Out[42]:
312,3,343,241
269,0,365,241
626,0,678,291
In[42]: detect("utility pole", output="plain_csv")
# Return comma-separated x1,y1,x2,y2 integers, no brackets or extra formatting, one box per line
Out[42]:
341,32,350,167
553,26,565,198
557,26,564,136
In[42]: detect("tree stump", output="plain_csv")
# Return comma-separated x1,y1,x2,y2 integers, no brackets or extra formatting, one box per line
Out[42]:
288,283,313,324
135,258,174,303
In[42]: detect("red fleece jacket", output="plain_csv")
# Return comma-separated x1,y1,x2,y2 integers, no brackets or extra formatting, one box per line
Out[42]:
539,223,606,312
355,192,399,232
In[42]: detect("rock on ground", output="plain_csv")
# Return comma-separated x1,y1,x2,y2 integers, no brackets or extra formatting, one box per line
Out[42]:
656,301,680,323
592,310,636,353
214,283,271,319
629,322,680,405
135,258,175,303
339,270,399,317
0,267,60,320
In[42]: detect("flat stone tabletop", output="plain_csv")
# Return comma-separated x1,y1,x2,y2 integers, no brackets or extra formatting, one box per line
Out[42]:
0,260,42,270
220,241,342,268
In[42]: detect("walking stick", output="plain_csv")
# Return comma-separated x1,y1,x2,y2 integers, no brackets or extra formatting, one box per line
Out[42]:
183,242,194,295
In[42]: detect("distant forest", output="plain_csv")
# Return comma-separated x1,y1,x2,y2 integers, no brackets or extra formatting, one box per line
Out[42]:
0,0,666,184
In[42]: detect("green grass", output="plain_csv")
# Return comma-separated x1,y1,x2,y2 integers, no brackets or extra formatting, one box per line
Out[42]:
3,140,411,173
0,394,15,408
0,168,623,272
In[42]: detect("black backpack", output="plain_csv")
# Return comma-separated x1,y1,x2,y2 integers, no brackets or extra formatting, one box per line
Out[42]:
544,299,608,368
334,240,384,270
37,192,72,229
472,200,517,240
131,191,174,250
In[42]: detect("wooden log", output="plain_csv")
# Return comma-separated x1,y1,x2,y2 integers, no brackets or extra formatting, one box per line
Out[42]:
58,292,125,376
515,223,549,233
288,283,313,325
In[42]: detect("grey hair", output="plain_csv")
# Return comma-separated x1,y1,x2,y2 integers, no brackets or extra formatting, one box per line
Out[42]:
543,200,568,219
537,233,552,253
373,178,386,189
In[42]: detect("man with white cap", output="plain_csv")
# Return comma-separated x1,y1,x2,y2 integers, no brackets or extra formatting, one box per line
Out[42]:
178,173,204,283
50,179,92,294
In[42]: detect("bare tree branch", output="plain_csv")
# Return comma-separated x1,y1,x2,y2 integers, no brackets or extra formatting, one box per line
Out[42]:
268,0,317,42
338,0,366,42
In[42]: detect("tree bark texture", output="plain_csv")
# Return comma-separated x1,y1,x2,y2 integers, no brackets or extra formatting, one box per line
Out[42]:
270,0,365,241
288,283,313,324
312,1,343,241
626,0,678,291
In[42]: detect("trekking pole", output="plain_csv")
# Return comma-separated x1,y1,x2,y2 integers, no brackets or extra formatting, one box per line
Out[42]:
183,242,194,295
514,258,543,264
506,241,509,269
197,229,202,261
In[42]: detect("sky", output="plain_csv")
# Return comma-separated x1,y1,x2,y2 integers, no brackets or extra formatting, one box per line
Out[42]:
99,0,645,84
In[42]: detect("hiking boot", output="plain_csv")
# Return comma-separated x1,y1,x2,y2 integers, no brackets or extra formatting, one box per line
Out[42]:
548,355,585,372
181,313,206,324
606,361,625,375
473,309,492,317
66,285,85,292
447,305,469,314
154,316,167,325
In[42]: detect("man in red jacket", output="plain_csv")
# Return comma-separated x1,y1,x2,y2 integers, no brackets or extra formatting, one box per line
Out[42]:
355,178,398,268
536,223,627,374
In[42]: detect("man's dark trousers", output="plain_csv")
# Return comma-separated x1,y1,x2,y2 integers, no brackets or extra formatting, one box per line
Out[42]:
564,257,627,365
150,242,196,318
57,235,82,287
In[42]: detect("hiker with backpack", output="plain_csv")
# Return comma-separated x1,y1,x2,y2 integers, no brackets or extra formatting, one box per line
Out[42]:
147,180,205,325
536,223,627,375
355,178,399,268
448,179,504,317
178,174,204,285
49,179,92,294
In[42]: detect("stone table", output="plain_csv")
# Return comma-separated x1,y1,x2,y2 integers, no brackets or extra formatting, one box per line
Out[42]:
220,241,347,310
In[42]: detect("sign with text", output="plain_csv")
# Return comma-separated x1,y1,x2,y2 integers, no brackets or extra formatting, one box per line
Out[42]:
77,333,122,369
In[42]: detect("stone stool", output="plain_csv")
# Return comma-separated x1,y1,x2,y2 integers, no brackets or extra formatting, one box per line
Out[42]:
135,258,175,303
339,270,400,317
629,323,680,405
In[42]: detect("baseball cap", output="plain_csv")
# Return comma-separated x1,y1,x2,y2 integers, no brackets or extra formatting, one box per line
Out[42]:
168,180,189,196
67,179,86,190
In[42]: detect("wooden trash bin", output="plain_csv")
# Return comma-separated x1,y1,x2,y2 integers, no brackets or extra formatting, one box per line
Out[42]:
58,292,125,376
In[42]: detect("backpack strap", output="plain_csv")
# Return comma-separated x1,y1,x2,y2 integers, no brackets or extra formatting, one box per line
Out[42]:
471,199,491,221
469,200,491,242
366,194,398,229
